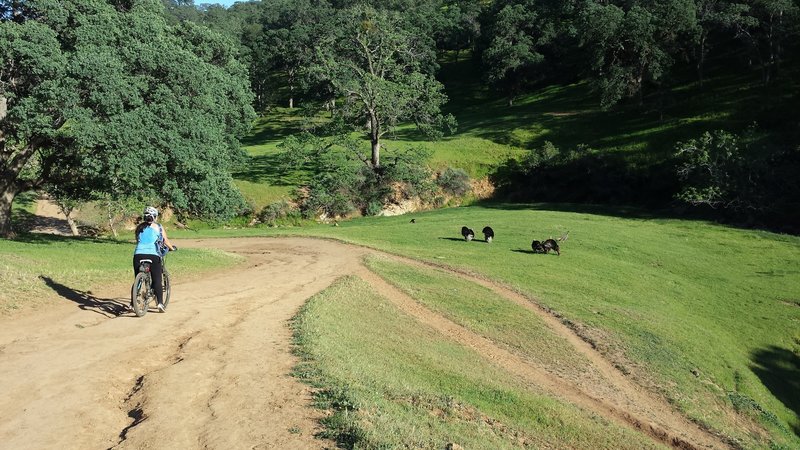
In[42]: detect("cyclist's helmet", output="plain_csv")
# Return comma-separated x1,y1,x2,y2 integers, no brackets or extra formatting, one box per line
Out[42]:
143,206,159,222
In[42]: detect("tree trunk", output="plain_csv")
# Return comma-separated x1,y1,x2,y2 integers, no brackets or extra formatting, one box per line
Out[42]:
0,184,18,238
328,98,336,118
775,11,783,77
51,199,79,236
107,203,118,238
766,17,775,86
697,37,706,87
66,214,79,236
369,111,380,169
288,68,296,109
59,205,80,236
371,138,380,169
0,136,42,237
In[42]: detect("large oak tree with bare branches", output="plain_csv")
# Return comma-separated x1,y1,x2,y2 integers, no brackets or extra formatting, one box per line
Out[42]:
312,4,455,171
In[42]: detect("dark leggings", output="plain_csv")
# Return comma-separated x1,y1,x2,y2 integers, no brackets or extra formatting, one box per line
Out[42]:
133,254,164,305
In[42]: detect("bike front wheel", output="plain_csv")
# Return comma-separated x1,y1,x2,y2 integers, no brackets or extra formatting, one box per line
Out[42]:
131,272,150,317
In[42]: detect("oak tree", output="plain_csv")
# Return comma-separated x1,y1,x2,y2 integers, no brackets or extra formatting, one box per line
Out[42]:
0,0,255,236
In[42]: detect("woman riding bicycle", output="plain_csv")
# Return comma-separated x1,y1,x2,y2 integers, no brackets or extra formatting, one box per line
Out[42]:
133,206,176,312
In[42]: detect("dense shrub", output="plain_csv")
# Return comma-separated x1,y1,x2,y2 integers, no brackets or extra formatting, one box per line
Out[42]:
436,167,471,196
675,131,750,208
257,200,302,226
365,201,383,217
490,141,673,206
675,130,800,230
386,148,438,201
491,132,799,232
296,147,436,218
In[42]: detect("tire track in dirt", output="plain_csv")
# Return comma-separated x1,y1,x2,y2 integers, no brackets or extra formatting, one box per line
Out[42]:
352,253,729,449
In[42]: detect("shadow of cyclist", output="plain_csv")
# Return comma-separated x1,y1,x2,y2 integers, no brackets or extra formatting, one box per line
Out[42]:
39,276,130,318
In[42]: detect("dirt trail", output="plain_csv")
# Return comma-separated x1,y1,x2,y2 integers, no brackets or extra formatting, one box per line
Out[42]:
29,199,72,236
362,254,732,449
0,238,354,450
355,266,723,449
0,237,728,449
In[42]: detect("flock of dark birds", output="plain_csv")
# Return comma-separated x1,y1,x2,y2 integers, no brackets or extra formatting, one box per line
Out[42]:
408,218,568,255
460,225,568,256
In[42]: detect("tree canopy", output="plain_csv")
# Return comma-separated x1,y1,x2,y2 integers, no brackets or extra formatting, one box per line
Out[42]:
3,0,798,231
312,4,455,170
158,0,799,113
0,0,255,236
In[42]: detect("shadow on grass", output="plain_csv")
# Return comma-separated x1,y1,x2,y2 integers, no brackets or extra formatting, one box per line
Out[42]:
476,199,800,235
439,237,468,242
475,200,687,221
9,232,130,246
511,249,536,254
241,114,302,147
40,276,130,318
234,153,312,187
29,216,72,233
750,345,800,437
14,191,38,208
438,237,494,244
437,56,796,161
10,208,38,233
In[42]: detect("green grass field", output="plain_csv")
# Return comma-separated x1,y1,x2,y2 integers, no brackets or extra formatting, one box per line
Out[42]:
5,50,798,449
363,254,595,379
181,55,800,445
317,205,800,448
292,275,664,449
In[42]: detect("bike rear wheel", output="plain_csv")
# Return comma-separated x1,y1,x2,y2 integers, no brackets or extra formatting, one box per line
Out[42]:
131,272,150,317
161,270,171,311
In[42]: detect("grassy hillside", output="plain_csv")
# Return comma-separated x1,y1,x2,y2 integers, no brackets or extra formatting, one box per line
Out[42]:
168,203,800,448
438,56,798,162
292,275,664,449
233,105,524,211
314,205,800,448
232,55,799,212
205,5,795,444
6,48,796,448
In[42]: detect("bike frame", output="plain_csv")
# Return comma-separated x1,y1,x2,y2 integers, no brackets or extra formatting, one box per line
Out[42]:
131,253,170,317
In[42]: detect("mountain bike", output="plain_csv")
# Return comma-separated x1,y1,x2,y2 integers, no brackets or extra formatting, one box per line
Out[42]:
130,248,175,317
